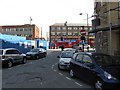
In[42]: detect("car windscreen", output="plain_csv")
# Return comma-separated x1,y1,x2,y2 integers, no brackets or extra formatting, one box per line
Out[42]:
61,52,73,58
31,49,39,52
0,50,3,55
93,54,120,67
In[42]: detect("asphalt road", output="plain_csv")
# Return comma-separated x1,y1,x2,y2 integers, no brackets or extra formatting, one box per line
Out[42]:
2,49,94,89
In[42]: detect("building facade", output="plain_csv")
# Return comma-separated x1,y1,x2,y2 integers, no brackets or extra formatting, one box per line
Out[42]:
49,22,93,43
91,1,120,56
0,24,40,38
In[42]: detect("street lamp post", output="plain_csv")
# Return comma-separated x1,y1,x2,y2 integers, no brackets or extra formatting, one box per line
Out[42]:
79,13,88,28
41,27,42,40
79,13,89,52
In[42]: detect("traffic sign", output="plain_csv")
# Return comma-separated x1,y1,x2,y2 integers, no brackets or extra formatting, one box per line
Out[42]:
80,30,86,35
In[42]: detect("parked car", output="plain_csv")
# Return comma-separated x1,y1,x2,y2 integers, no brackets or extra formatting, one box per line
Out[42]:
0,48,27,68
69,52,120,89
57,51,74,70
64,48,76,52
26,48,47,59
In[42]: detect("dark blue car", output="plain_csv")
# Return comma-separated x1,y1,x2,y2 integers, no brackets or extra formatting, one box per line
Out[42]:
69,52,120,89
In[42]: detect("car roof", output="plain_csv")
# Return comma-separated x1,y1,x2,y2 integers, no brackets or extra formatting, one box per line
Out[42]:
62,50,75,53
76,52,109,56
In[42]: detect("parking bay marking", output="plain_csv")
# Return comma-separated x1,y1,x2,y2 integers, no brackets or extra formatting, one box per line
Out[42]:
52,63,83,87
54,70,57,72
59,73,63,76
75,82,82,86
66,77,71,80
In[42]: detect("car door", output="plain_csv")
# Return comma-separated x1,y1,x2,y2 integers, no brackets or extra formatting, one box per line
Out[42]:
73,54,84,78
81,54,97,83
13,50,23,62
5,50,20,62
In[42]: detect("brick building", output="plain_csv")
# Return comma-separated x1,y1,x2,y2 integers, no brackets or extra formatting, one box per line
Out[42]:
0,24,40,38
91,1,120,56
49,22,93,43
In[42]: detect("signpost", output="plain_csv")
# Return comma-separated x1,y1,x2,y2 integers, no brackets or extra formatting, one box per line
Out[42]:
80,30,86,52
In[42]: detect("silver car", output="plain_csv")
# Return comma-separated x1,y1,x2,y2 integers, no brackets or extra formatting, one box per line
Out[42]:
0,48,26,68
57,51,74,70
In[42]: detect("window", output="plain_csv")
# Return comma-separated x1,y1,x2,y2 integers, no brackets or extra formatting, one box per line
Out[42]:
28,28,32,31
68,32,72,36
62,32,66,36
72,53,78,60
51,27,56,30
19,28,23,31
16,28,19,31
83,55,93,63
84,27,88,30
24,28,32,31
57,27,61,30
24,28,28,31
82,55,95,68
73,27,78,30
79,27,83,30
10,28,14,31
51,32,55,36
2,28,6,32
13,50,20,54
57,32,61,36
90,27,92,30
6,28,10,32
6,50,20,54
62,27,66,30
76,54,83,62
73,32,79,36
6,50,13,54
68,27,72,30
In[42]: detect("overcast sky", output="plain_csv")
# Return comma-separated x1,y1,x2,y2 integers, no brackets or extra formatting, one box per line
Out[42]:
0,0,94,38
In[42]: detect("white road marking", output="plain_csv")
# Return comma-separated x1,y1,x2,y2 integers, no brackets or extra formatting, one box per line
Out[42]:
51,63,84,87
59,73,63,76
54,70,57,72
75,82,82,86
66,77,71,80
52,65,54,67
51,66,53,69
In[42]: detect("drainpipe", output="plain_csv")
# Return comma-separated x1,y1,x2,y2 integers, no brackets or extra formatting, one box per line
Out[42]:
109,1,112,55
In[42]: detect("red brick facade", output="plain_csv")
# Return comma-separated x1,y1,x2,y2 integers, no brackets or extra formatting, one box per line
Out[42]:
0,24,40,38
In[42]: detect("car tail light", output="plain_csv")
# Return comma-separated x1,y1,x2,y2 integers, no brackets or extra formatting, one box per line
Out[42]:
2,55,5,59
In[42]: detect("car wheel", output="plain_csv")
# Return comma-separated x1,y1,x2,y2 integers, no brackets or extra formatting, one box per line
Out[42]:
44,54,47,57
21,58,27,64
35,55,39,59
7,60,13,68
69,69,75,78
94,78,104,90
58,64,62,70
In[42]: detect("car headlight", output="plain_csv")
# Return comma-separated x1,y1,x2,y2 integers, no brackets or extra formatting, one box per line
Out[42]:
104,71,117,80
60,60,65,64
